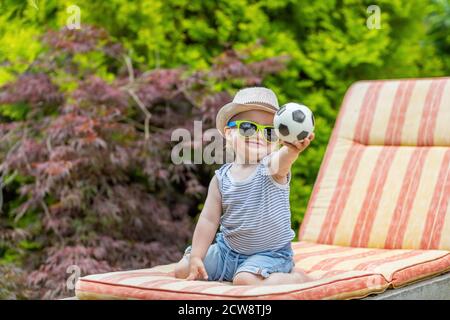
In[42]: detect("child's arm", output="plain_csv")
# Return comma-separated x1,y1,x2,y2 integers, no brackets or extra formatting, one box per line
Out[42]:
267,133,315,184
186,175,222,280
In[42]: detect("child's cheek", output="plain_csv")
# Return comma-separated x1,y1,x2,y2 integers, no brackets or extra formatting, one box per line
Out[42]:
232,133,247,153
227,131,239,147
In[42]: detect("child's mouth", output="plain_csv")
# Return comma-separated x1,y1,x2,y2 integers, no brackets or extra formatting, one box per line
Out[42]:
245,140,263,147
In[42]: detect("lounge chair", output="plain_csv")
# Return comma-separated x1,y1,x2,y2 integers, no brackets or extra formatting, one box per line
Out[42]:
75,77,450,299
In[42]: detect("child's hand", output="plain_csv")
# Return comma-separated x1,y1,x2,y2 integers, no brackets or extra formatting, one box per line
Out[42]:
280,132,315,155
186,256,209,281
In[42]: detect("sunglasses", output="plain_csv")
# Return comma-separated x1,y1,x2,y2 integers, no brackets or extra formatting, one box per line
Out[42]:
226,120,279,143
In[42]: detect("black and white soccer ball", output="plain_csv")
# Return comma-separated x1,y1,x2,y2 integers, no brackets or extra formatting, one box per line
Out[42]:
274,103,315,143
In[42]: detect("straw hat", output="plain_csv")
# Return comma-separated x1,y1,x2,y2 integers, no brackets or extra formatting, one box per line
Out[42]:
216,87,280,137
215,87,279,137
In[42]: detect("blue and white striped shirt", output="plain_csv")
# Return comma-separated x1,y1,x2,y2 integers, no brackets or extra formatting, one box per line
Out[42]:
215,154,295,255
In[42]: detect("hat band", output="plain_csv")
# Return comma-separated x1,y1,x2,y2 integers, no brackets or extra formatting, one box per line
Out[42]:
237,101,278,110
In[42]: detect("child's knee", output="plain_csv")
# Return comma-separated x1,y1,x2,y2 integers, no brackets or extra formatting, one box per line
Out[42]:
232,272,263,285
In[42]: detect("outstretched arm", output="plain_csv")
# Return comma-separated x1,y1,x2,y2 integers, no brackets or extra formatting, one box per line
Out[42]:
266,133,315,184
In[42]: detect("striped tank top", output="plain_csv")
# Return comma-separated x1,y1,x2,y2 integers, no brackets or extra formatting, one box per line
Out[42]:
215,154,295,255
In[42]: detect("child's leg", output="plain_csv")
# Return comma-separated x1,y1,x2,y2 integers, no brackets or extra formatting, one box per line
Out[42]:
233,270,311,286
232,250,312,286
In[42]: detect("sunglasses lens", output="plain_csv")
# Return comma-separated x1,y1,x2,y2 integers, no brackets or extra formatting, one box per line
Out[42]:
239,122,257,137
264,127,278,142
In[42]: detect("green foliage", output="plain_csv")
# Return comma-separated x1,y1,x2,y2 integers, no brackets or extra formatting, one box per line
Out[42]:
0,0,448,269
427,0,450,71
0,102,29,121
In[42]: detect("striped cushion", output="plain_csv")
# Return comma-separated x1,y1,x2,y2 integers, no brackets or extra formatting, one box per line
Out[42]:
299,78,450,250
75,241,449,300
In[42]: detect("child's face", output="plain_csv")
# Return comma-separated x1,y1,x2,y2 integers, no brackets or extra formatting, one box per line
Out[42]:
224,110,278,163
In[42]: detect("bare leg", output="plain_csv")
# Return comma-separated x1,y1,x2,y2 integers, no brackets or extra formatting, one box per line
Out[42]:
233,270,312,286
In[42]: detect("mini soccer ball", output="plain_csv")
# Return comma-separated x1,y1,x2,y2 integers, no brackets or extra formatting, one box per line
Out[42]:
274,103,315,143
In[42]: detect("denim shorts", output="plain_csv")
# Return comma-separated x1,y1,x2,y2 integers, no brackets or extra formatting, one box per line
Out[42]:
183,232,295,282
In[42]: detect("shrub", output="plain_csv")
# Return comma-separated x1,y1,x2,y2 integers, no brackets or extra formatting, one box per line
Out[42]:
0,26,287,299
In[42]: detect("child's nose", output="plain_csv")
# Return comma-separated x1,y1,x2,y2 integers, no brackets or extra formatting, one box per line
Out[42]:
256,130,266,141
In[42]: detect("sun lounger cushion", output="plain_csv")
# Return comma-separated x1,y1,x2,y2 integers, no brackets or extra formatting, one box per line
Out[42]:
75,241,449,299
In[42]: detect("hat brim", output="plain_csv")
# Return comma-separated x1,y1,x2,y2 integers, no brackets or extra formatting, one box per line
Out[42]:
216,103,277,137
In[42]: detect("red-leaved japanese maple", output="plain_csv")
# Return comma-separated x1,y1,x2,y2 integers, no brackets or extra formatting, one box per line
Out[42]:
0,25,288,299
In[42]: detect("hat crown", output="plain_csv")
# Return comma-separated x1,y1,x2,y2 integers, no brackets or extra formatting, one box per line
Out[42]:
232,87,279,110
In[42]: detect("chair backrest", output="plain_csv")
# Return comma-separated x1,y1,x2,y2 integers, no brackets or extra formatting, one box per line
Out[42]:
299,77,450,250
